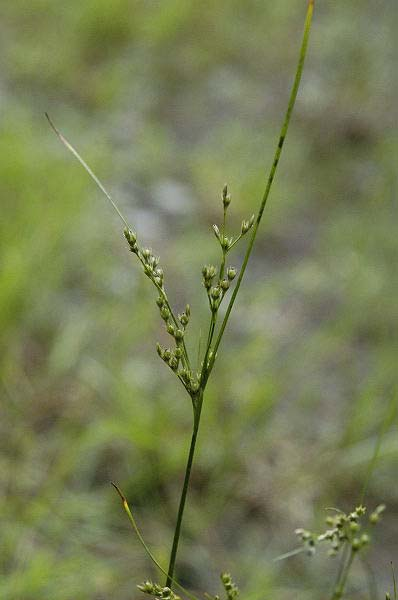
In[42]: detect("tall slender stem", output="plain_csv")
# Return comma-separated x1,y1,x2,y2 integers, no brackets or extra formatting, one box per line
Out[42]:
209,0,314,372
166,393,203,587
331,548,355,599
165,2,315,588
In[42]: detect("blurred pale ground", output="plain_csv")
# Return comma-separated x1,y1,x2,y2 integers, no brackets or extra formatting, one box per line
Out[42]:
0,1,397,599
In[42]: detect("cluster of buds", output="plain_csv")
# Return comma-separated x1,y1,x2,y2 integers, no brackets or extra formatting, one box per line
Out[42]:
220,573,239,600
202,265,217,290
138,581,180,600
156,296,198,393
202,265,236,310
222,183,231,209
212,184,255,253
202,264,237,312
124,229,164,288
179,368,200,395
294,528,317,556
241,214,255,235
156,343,182,371
124,228,138,253
178,304,191,329
156,296,185,341
213,224,233,252
295,504,385,559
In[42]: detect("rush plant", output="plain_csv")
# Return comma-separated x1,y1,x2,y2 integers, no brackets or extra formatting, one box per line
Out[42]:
46,2,385,598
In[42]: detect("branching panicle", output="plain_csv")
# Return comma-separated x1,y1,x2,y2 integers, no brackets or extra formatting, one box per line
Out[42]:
289,504,386,600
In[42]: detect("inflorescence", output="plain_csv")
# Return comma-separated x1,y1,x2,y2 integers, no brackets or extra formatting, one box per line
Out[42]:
295,504,386,558
137,573,239,600
124,184,254,400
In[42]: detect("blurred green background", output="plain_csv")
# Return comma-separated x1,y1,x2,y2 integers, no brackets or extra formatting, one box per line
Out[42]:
1,1,397,598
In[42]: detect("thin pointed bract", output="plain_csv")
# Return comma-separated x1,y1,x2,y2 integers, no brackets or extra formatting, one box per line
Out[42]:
111,483,200,600
45,113,131,228
208,0,315,374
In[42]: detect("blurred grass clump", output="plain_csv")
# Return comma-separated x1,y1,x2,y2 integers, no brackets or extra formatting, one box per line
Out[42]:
0,1,397,599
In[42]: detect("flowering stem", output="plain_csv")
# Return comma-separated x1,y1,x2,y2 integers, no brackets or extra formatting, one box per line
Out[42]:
165,1,315,587
166,391,203,587
331,548,356,599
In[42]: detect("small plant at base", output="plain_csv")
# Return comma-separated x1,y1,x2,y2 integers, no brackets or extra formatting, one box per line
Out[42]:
293,504,386,599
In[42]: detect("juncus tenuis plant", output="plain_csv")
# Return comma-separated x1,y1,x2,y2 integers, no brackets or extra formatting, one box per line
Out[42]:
46,2,384,598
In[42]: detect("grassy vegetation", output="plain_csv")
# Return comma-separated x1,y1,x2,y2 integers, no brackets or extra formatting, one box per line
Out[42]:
0,1,396,599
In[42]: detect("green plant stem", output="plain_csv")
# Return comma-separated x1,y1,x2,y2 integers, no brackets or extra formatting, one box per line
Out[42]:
166,392,203,587
332,548,356,600
208,0,314,375
165,2,315,589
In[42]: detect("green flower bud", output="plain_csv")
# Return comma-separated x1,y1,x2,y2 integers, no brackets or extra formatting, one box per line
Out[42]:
167,323,175,336
220,279,230,291
160,307,170,321
222,183,231,207
202,265,217,288
360,533,370,546
221,236,232,251
190,380,199,393
352,538,361,552
124,228,136,244
142,247,151,260
213,224,221,240
211,286,221,299
179,313,189,326
156,343,164,358
163,349,172,361
156,296,164,308
241,214,255,235
227,267,237,280
175,329,184,341
350,521,360,533
179,369,190,383
138,580,155,594
241,220,249,234
169,357,178,371
369,504,386,524
175,347,183,359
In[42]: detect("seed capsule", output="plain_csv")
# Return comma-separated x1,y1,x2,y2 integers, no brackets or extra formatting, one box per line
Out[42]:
167,323,175,336
124,228,136,244
211,286,221,299
222,183,231,208
213,224,221,240
227,267,237,280
160,307,170,321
